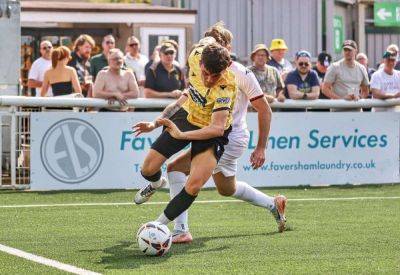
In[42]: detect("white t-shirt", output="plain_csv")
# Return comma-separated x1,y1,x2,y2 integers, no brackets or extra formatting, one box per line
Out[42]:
370,69,400,112
124,53,149,82
28,57,52,97
229,61,264,143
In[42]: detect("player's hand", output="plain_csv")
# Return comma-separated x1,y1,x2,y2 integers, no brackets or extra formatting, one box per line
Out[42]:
250,147,266,169
157,118,185,139
132,121,156,136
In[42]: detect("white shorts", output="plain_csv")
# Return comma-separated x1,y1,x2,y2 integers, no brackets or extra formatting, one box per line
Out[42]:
213,133,248,177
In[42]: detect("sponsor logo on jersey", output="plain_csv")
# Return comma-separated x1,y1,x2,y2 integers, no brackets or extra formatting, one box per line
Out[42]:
188,84,207,107
216,97,231,104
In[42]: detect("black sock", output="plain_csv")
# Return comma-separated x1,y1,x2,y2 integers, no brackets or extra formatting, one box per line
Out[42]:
141,170,161,182
164,188,197,221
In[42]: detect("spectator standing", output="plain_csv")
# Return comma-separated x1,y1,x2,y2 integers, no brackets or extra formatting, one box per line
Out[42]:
93,49,139,111
370,50,400,112
68,34,95,97
248,44,285,103
313,52,332,84
267,38,293,80
90,34,115,81
378,44,400,70
356,53,376,80
285,51,320,100
323,40,369,107
125,36,149,88
144,42,185,99
27,40,53,97
41,46,81,97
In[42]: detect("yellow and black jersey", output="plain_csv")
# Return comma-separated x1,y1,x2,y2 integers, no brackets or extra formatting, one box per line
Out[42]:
182,43,237,130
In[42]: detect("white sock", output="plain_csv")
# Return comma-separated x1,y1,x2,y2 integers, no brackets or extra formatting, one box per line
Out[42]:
150,177,163,189
156,213,171,225
233,181,275,211
168,171,189,232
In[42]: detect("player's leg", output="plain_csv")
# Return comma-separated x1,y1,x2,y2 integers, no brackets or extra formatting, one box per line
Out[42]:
213,172,287,232
166,150,193,243
156,147,217,225
134,109,196,204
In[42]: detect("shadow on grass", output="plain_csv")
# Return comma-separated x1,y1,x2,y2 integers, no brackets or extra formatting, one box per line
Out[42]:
97,231,278,270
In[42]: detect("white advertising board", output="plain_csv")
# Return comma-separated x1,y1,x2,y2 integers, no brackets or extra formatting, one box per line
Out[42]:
30,112,399,190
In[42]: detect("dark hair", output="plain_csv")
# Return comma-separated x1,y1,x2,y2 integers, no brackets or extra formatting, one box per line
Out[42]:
73,34,95,52
204,21,233,48
201,43,231,74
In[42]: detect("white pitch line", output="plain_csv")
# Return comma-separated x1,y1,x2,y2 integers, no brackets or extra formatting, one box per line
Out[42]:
0,196,400,209
0,244,101,275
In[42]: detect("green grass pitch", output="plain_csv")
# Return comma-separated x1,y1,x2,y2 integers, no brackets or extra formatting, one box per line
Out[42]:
0,184,399,274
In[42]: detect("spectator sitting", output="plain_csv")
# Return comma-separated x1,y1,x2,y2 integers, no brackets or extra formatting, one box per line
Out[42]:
90,34,115,81
285,50,320,101
41,46,81,97
248,44,285,103
323,40,369,110
93,49,139,112
356,53,376,81
27,40,53,97
267,38,293,80
125,36,149,88
68,34,95,97
370,50,400,112
144,42,185,99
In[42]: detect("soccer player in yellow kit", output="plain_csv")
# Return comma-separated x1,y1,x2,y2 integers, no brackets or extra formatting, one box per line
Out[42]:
133,41,237,226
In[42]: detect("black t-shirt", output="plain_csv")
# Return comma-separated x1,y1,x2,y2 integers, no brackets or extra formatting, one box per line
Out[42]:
144,62,185,92
312,65,328,99
68,52,90,84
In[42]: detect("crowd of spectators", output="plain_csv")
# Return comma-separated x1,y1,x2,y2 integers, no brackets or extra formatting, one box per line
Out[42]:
27,32,400,112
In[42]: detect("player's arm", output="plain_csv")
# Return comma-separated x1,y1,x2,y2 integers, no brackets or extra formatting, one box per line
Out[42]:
132,94,188,136
159,109,228,140
249,96,271,169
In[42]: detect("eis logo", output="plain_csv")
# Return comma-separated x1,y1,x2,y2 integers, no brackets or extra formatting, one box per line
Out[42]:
40,119,104,183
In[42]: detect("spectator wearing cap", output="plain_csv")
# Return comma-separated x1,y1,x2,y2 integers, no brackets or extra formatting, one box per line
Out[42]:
356,53,376,81
144,42,185,99
248,44,285,103
323,40,369,106
28,40,53,97
90,34,115,81
284,50,320,102
267,38,293,80
145,41,180,76
313,52,332,84
378,44,400,70
125,36,149,88
370,50,400,112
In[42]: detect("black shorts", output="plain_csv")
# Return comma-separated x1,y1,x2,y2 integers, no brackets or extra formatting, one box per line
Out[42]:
151,108,231,162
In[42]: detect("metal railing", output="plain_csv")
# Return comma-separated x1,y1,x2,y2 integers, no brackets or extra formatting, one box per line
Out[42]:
1,96,400,189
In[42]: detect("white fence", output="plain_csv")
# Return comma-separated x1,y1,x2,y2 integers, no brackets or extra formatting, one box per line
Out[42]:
1,96,400,190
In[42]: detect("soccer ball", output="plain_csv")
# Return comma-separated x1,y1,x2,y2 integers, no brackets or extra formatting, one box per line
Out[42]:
136,221,172,256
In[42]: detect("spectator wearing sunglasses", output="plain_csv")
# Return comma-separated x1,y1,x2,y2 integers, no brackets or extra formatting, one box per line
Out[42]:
144,42,185,99
90,35,115,81
125,36,149,88
28,40,53,97
323,40,369,105
284,50,320,103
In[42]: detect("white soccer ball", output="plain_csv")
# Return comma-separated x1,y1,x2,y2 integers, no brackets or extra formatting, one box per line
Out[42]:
136,221,172,256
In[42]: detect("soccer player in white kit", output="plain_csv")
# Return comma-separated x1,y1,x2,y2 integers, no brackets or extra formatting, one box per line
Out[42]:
136,23,287,243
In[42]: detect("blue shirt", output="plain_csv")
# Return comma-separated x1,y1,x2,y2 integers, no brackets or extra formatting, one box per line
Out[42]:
284,69,320,97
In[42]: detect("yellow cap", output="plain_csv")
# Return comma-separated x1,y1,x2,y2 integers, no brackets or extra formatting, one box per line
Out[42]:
269,39,288,51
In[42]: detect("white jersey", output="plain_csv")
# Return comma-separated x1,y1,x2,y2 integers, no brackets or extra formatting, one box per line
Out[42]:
229,61,264,140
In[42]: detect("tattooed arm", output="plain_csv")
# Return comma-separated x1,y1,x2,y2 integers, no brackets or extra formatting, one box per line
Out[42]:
132,93,188,136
